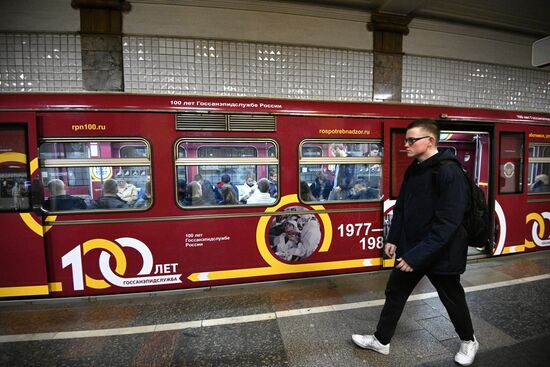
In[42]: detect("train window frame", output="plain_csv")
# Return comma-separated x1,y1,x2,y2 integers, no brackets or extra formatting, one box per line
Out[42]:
0,124,32,213
38,138,153,213
528,143,550,195
174,138,280,209
298,139,384,204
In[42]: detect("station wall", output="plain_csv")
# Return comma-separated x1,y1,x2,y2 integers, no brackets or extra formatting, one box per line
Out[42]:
0,0,549,112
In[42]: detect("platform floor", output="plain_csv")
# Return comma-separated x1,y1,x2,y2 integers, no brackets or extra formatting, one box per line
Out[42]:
1,251,550,367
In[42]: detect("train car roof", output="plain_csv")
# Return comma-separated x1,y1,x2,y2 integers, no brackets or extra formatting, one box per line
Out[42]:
0,92,549,125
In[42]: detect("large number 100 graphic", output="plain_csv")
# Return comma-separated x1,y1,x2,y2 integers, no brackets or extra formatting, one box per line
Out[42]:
61,237,182,291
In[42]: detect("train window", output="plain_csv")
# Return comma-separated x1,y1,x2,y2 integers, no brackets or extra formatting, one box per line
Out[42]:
528,143,550,194
39,142,89,159
499,133,524,194
120,145,147,158
175,139,279,208
198,146,257,158
67,167,90,186
299,140,383,203
38,139,152,212
301,146,323,184
0,125,31,212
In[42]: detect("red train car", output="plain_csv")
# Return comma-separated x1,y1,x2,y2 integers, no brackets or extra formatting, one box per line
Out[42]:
0,93,549,298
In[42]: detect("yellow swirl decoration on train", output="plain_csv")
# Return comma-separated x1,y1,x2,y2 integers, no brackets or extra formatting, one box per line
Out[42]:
0,152,27,164
0,154,56,236
82,238,127,289
188,194,383,282
525,212,546,249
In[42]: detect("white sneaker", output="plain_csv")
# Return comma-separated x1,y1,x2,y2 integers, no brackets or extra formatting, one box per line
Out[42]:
454,336,479,366
351,334,390,355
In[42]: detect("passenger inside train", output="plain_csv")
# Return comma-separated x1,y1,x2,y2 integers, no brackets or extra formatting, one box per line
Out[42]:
247,178,276,204
43,178,87,211
530,174,550,193
299,141,383,203
219,183,239,205
88,179,130,209
187,181,205,206
309,171,332,201
300,180,316,202
268,169,278,198
217,174,239,203
116,178,139,205
133,181,151,208
237,174,258,203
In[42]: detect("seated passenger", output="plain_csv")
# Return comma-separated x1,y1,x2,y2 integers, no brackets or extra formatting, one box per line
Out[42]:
215,174,239,203
247,178,276,204
300,181,316,202
531,174,550,193
366,145,381,157
188,181,205,206
349,180,376,200
117,179,139,205
89,179,130,209
194,173,217,204
268,169,278,198
238,174,257,203
43,179,86,211
220,184,239,205
328,176,353,201
310,171,332,201
134,181,152,208
177,179,188,206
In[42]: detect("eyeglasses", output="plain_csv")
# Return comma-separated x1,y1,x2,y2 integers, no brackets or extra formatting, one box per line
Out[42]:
404,136,431,145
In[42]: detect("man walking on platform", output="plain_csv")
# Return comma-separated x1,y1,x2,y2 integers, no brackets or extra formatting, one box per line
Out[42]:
352,119,479,366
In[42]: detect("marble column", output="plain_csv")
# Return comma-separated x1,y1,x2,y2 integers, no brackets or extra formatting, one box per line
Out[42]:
71,0,131,91
367,12,412,102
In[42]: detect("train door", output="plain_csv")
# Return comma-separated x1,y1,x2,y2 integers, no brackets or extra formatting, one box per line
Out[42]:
493,124,528,255
438,125,493,256
525,124,550,254
383,121,493,256
0,112,50,297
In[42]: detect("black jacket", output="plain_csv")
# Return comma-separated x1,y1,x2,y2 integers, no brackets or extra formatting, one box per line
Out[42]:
44,195,87,211
310,178,332,200
89,196,130,209
386,150,469,274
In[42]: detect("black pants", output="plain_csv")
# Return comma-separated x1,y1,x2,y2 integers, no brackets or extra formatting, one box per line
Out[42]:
374,269,474,345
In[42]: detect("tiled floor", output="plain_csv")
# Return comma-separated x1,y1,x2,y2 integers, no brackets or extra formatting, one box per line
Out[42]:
1,251,549,366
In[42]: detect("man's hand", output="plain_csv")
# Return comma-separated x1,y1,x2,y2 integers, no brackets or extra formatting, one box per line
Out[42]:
396,258,414,272
384,242,396,258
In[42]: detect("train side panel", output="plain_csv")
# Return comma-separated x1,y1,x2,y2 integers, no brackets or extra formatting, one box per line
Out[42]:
40,113,387,297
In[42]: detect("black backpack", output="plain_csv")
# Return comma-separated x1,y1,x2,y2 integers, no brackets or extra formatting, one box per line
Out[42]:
433,160,491,247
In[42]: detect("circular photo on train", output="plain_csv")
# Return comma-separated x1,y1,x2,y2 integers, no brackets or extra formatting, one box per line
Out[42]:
268,206,322,262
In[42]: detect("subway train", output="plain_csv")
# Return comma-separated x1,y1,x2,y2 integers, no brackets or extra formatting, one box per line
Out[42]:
0,93,549,298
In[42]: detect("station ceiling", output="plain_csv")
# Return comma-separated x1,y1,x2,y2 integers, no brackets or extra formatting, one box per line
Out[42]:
296,0,550,37
133,0,550,38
